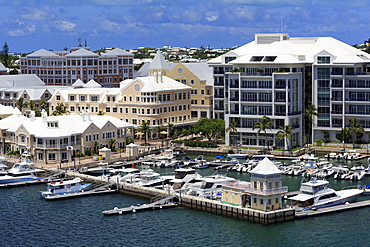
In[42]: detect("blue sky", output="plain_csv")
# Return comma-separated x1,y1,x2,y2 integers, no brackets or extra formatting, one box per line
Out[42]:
0,0,369,53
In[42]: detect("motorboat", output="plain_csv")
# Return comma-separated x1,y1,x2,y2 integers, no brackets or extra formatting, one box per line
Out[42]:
40,177,91,198
0,160,8,176
125,165,166,187
163,167,203,191
226,153,249,159
85,162,113,175
325,152,337,159
0,152,44,184
108,168,141,183
346,150,360,160
288,177,363,211
186,171,236,199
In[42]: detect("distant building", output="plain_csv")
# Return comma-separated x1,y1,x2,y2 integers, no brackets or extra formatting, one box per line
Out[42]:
19,47,134,87
0,109,133,162
0,62,8,75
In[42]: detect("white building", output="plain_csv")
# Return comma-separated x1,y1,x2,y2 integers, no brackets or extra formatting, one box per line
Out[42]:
208,33,370,149
0,109,133,162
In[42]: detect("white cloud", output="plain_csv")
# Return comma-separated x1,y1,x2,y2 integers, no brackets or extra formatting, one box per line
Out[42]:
100,20,121,31
19,6,55,21
205,11,219,22
54,20,76,31
7,24,36,37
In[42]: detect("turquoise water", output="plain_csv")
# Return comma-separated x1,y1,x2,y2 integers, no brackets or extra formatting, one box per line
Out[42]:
1,156,370,247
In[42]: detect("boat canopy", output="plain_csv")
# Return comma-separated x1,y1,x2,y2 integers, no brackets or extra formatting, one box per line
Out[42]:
289,194,314,202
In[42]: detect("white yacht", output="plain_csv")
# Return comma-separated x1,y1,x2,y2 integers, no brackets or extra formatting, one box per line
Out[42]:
0,160,8,176
0,152,43,184
288,177,363,211
85,162,113,175
40,177,91,198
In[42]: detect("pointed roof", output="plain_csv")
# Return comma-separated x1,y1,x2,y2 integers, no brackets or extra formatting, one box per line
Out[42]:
26,49,59,57
0,62,7,71
66,48,98,57
103,48,133,56
83,79,102,88
250,157,283,175
149,50,169,70
72,79,85,88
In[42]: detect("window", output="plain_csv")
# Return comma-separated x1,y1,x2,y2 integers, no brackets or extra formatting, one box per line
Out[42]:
56,95,61,101
90,95,98,101
80,95,86,101
106,107,110,112
69,95,75,101
318,56,330,64
70,106,75,111
132,108,137,114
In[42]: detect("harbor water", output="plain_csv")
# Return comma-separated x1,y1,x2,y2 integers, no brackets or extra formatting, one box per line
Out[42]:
1,156,370,247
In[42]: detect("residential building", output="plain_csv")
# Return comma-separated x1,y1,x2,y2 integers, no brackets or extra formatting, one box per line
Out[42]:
19,47,134,87
0,62,8,75
0,104,14,120
138,51,214,120
208,33,370,149
0,74,69,111
48,73,193,130
0,108,133,162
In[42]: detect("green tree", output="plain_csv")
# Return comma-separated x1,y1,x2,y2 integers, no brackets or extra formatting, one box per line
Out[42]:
226,119,238,146
97,110,105,115
40,100,48,110
0,42,9,67
304,103,318,144
348,118,364,147
276,124,294,151
336,127,351,149
93,141,99,154
193,118,225,141
28,100,35,110
253,116,273,150
139,121,151,144
51,103,69,116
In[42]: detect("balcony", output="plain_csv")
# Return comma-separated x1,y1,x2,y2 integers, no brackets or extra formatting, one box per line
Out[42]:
240,72,273,77
345,83,370,88
345,98,370,102
230,111,239,114
214,71,225,74
331,97,343,101
214,95,224,99
331,111,343,114
224,182,288,196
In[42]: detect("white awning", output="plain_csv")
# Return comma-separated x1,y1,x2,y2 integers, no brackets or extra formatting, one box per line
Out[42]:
289,194,314,202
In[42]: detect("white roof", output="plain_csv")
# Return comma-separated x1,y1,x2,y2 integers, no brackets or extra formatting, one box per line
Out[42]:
208,35,370,65
0,74,45,87
0,111,133,138
149,50,170,70
129,75,191,93
183,62,214,86
0,62,7,71
83,79,102,88
102,48,133,56
289,193,314,202
66,48,98,57
72,79,85,88
0,105,15,115
250,157,283,175
26,49,60,57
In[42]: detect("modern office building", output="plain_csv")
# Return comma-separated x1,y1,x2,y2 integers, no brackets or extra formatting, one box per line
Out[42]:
208,33,370,149
19,47,134,87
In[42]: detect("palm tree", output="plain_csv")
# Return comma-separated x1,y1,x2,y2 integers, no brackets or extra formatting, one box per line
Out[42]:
51,103,69,116
28,100,35,110
155,125,163,139
97,110,105,115
93,141,99,154
348,118,364,148
276,124,294,151
166,123,174,139
15,98,28,112
40,100,48,110
304,103,318,144
108,139,117,151
253,116,273,150
139,121,151,144
226,119,238,146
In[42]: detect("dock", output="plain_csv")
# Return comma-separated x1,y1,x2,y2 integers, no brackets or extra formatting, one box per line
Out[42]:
102,195,178,215
42,183,117,200
295,200,370,218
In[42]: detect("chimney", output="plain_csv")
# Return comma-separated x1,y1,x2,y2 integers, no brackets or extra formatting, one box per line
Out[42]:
80,110,85,121
158,71,163,83
153,71,158,83
41,109,47,123
30,111,35,121
86,109,91,121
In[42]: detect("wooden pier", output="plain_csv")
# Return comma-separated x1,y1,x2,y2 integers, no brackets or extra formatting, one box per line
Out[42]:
295,200,370,218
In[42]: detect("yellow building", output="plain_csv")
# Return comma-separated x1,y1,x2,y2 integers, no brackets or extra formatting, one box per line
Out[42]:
138,50,214,120
48,73,193,129
222,157,288,211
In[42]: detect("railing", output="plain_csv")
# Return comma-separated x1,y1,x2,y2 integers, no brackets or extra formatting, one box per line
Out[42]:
224,182,288,195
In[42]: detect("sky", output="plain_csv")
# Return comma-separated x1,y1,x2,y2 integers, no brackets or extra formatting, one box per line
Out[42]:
0,0,369,53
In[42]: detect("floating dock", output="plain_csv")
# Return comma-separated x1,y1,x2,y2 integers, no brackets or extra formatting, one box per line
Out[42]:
102,195,178,215
42,183,117,200
295,200,370,218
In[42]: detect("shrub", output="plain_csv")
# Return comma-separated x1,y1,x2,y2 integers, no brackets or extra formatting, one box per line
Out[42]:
315,139,324,144
84,149,92,156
